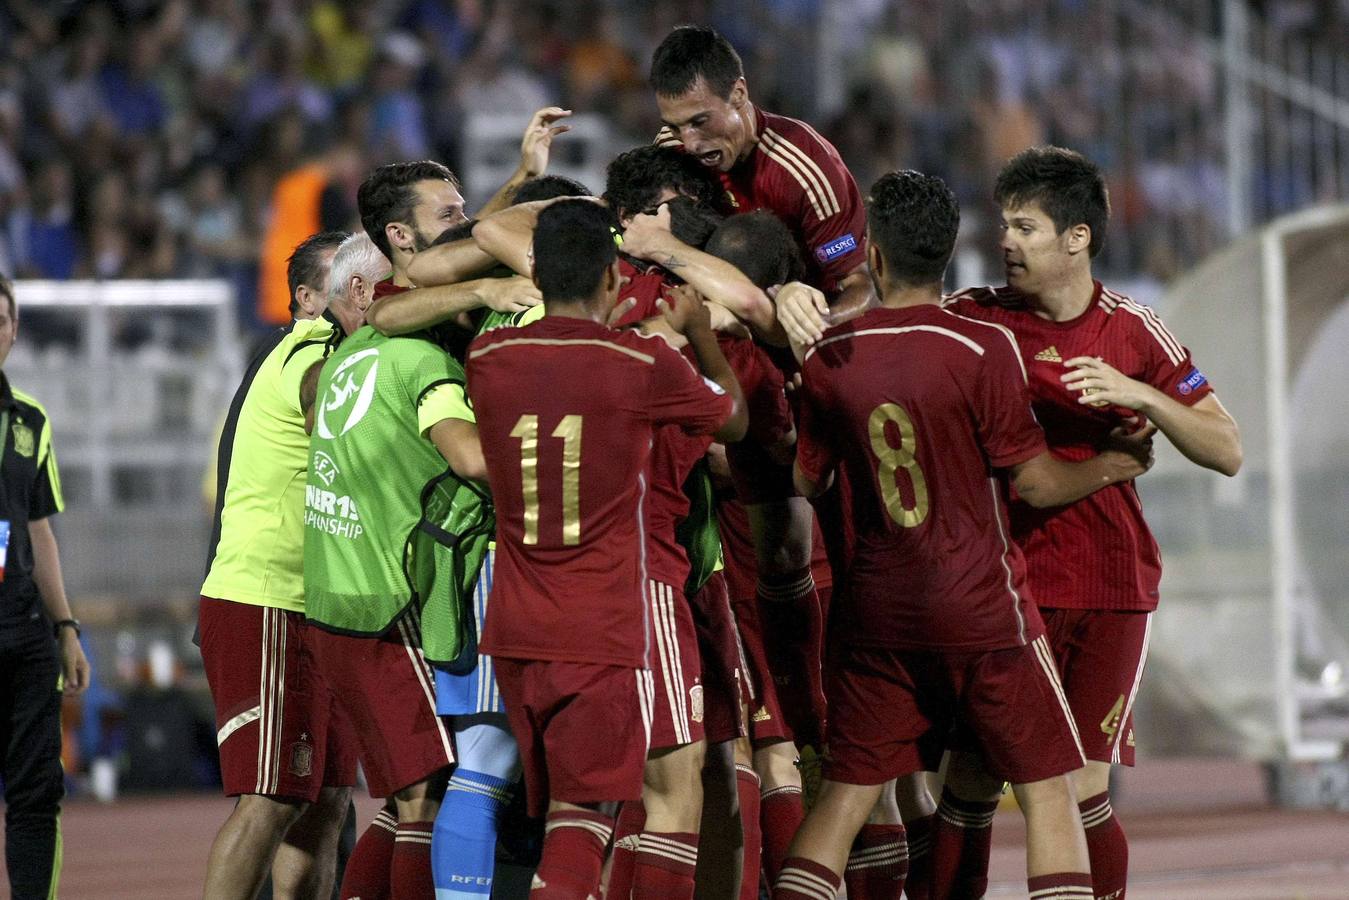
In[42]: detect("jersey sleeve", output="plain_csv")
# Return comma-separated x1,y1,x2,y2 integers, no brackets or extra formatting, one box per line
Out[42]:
1133,313,1214,407
974,328,1049,468
418,382,474,434
399,338,469,434
646,337,734,435
789,144,866,296
792,359,836,485
30,418,64,518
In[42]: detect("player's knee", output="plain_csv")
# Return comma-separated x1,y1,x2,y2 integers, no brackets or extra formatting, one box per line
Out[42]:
1012,773,1078,813
1071,760,1112,799
943,751,1005,803
235,793,307,832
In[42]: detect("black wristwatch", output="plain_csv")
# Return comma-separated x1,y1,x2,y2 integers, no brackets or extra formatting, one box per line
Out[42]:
54,618,81,639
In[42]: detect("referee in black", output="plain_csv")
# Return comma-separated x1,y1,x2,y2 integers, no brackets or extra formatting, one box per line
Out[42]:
0,277,90,899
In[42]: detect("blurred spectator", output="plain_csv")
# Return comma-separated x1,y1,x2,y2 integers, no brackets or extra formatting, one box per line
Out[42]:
8,159,79,280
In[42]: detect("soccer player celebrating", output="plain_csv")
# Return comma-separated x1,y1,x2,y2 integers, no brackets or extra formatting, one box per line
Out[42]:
200,230,361,900
776,170,1152,900
466,199,746,900
934,147,1242,900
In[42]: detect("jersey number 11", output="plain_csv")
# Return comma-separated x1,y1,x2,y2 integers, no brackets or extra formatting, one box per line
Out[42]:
511,413,583,546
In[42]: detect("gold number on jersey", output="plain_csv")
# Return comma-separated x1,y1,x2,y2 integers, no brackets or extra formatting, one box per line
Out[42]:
868,402,929,527
510,413,584,546
553,415,583,546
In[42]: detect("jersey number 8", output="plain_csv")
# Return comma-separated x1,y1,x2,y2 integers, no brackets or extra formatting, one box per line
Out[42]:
868,402,929,528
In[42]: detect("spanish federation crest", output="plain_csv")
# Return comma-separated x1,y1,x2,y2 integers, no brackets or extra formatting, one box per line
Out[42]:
11,421,33,458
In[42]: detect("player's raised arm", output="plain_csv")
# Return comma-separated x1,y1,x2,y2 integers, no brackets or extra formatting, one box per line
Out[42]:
659,284,748,442
475,106,574,218
367,276,541,336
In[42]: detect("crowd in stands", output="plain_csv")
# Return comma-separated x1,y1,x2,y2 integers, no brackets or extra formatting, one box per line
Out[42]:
0,0,1342,330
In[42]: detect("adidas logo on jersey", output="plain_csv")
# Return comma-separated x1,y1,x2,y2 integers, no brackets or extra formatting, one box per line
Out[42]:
1034,345,1063,362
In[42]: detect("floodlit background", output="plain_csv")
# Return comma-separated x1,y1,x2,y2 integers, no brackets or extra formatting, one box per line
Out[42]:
2,0,1347,895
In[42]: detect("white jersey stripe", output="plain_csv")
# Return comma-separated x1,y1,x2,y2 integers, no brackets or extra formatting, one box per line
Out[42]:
759,137,828,221
396,617,455,765
1033,636,1085,757
1112,295,1185,364
987,478,1029,646
806,325,986,362
942,309,1031,382
1112,612,1153,764
763,128,841,215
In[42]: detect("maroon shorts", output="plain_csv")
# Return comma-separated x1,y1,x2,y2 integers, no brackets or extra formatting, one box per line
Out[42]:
825,637,1085,786
730,591,794,747
688,572,750,744
494,658,652,817
648,580,706,750
199,597,358,802
1041,608,1153,766
305,616,455,798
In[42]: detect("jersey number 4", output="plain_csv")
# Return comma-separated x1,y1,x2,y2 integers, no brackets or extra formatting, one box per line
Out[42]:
511,413,583,546
868,403,929,527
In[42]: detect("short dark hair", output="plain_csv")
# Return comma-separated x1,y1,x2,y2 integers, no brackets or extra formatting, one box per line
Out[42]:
650,25,744,99
0,278,13,320
994,146,1110,257
665,197,724,249
866,171,959,288
429,219,478,247
511,175,592,205
604,145,718,221
287,231,348,315
357,161,459,259
705,211,804,289
533,200,618,303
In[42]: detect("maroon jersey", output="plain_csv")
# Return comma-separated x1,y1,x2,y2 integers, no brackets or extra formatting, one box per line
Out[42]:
468,316,732,667
946,282,1213,612
658,107,866,296
795,304,1047,651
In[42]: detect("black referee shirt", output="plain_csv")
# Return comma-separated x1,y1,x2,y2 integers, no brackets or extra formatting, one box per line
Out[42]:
0,371,64,626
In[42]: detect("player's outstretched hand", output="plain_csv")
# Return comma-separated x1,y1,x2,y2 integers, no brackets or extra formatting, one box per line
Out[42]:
620,204,673,261
658,284,711,337
519,106,573,178
773,281,829,362
1062,356,1157,411
483,275,543,313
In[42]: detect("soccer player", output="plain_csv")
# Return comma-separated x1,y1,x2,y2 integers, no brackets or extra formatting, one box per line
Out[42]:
200,230,361,900
932,147,1241,900
467,199,746,900
776,170,1153,900
0,277,91,900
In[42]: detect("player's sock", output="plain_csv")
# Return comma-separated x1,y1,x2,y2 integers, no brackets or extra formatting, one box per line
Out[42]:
1079,791,1128,900
1027,871,1095,899
431,769,513,898
845,823,908,900
340,806,397,900
391,820,435,900
533,809,614,900
736,764,764,900
605,800,646,899
930,788,997,899
632,831,700,899
773,856,841,900
757,569,826,744
901,812,934,899
760,783,805,884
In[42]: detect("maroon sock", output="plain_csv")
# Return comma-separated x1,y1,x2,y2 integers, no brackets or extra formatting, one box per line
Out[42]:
535,809,614,899
390,820,435,900
929,789,997,900
756,569,826,745
901,812,934,899
604,800,646,899
845,823,907,900
759,784,805,884
1079,791,1128,900
632,831,699,899
1027,871,1094,899
340,807,397,900
736,765,763,900
773,856,841,900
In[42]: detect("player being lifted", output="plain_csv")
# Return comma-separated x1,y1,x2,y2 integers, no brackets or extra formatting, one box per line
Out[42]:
467,199,746,900
776,170,1152,900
